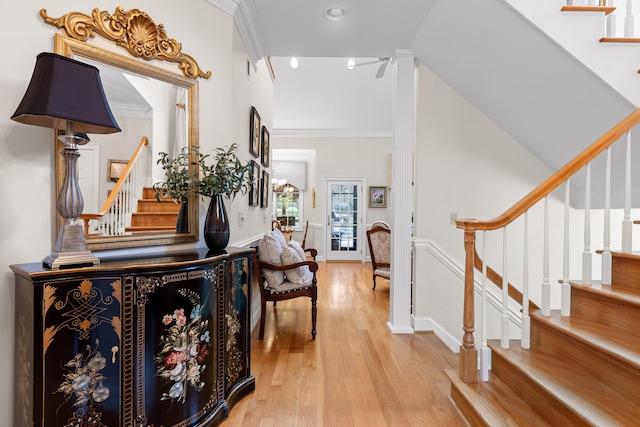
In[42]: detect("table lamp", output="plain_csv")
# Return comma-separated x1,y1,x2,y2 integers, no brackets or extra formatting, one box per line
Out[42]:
11,52,121,269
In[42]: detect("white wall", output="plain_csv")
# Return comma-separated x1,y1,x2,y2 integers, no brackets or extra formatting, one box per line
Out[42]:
412,64,571,348
272,136,391,257
0,2,272,425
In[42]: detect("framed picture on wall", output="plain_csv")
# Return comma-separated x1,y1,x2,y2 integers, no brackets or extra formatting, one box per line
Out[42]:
249,160,260,207
261,126,270,167
368,186,387,208
261,170,269,208
107,159,128,182
249,106,261,158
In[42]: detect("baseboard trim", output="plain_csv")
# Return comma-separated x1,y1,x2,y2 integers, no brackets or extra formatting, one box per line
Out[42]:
412,315,460,353
387,322,414,334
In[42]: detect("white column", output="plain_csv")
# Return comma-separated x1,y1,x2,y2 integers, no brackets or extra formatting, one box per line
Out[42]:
389,49,415,334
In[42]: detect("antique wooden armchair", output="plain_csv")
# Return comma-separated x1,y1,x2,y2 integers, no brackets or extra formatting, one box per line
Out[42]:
254,230,318,339
366,224,391,290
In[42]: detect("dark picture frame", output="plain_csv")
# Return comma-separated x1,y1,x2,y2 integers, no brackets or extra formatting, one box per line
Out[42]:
261,126,270,167
368,186,387,208
249,106,261,158
249,160,260,207
261,170,269,208
107,159,128,182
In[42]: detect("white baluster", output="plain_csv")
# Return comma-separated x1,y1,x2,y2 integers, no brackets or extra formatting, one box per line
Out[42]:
480,231,490,381
602,147,612,285
562,180,571,316
540,196,551,316
126,176,133,231
583,163,592,285
125,178,132,232
622,131,632,253
542,196,551,316
608,0,618,37
117,192,123,234
109,205,116,236
522,212,531,349
501,227,509,349
625,0,635,37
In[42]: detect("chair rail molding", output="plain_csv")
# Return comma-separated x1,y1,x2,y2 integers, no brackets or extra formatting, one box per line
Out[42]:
412,238,522,334
411,238,522,353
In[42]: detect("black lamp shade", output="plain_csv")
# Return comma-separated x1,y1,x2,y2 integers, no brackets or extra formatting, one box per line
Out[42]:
11,52,121,134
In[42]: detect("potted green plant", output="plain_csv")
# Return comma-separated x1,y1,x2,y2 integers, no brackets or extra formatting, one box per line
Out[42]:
153,146,200,232
198,143,252,252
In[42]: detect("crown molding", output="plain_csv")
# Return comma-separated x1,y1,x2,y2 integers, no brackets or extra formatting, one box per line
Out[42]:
204,0,239,15
272,128,392,138
109,102,152,119
206,0,267,68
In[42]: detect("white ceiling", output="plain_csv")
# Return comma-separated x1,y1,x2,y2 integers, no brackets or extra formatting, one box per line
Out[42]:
270,56,392,136
246,0,437,135
252,0,435,58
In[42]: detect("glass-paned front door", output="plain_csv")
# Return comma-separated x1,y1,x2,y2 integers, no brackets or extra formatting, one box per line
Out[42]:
326,180,364,261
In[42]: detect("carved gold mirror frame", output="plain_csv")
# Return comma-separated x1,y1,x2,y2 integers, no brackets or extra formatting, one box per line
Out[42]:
45,7,210,250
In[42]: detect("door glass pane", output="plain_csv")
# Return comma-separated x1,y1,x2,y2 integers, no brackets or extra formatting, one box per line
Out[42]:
330,184,358,252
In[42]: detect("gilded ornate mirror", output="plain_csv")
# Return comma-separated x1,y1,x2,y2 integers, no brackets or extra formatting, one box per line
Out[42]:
44,7,210,250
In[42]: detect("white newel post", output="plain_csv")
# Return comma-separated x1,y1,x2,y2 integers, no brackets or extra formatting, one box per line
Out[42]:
388,49,415,334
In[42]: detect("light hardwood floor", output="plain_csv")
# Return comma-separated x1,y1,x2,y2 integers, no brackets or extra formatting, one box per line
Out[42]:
221,261,466,427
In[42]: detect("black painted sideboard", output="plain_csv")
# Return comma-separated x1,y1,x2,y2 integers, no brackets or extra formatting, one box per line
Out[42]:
11,247,255,427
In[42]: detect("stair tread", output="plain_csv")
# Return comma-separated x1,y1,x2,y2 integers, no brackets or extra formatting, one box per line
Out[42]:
125,227,177,233
569,280,640,304
489,341,640,425
446,369,552,427
600,37,640,43
532,310,640,371
560,5,616,15
132,212,178,216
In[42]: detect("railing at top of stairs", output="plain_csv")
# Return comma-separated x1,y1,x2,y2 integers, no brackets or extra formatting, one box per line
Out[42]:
80,136,149,236
564,1,636,39
455,107,640,383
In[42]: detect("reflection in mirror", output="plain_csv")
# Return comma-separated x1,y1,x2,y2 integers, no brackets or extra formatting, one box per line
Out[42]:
274,183,304,231
54,34,200,250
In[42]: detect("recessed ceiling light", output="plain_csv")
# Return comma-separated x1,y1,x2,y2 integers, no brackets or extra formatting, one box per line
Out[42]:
290,57,299,69
325,6,347,21
347,58,355,70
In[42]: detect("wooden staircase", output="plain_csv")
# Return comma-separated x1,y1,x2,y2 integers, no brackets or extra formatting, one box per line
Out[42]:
126,187,180,233
447,251,640,426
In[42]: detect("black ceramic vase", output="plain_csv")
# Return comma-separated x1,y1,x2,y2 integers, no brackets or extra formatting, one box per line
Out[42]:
204,195,230,252
176,200,189,233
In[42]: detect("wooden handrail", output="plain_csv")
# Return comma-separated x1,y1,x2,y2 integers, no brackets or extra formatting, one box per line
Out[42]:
455,107,640,383
456,107,640,232
81,136,149,221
